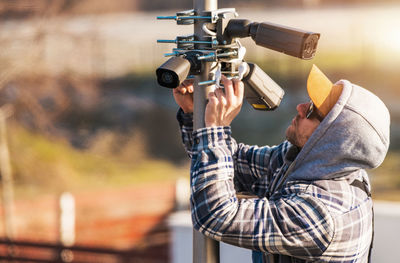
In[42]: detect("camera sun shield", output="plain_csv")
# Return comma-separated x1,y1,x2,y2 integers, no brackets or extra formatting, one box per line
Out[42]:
156,56,191,88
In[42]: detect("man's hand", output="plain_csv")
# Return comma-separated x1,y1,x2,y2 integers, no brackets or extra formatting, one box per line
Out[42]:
173,79,194,113
205,75,244,127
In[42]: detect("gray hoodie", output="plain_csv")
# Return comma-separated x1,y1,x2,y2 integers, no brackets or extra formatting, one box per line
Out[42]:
288,79,390,182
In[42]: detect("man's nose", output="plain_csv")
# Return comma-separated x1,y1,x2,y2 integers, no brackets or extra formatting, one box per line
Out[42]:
296,102,310,118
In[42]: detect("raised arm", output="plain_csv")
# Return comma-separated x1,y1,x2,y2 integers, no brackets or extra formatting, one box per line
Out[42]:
174,76,291,194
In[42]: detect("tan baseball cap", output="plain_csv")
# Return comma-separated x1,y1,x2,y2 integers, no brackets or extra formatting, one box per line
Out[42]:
307,65,343,117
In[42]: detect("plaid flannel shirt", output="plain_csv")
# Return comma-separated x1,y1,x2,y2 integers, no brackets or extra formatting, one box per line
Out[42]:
177,109,373,263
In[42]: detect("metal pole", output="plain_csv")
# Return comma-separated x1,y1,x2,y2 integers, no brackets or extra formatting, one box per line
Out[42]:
193,0,220,262
0,107,15,241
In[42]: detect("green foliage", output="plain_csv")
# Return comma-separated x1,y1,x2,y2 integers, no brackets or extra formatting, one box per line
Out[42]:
7,123,188,198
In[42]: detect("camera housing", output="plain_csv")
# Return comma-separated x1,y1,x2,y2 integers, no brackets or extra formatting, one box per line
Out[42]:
156,51,202,88
156,57,191,89
243,63,284,111
223,19,320,60
249,21,320,60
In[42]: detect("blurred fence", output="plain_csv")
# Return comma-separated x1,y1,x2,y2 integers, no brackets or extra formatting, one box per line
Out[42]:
0,239,165,263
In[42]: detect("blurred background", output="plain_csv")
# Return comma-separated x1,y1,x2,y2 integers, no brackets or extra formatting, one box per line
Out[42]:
0,0,399,262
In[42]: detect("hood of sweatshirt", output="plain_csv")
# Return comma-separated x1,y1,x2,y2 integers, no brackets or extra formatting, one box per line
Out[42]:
288,80,390,181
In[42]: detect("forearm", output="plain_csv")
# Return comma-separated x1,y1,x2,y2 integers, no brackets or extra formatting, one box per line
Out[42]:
190,126,237,235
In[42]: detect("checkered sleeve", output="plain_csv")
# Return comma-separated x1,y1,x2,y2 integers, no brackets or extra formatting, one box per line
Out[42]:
233,140,291,195
177,108,194,158
190,127,334,259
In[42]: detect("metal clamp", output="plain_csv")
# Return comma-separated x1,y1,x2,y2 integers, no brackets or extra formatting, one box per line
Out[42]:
157,36,219,49
197,50,238,61
198,61,248,87
157,9,212,25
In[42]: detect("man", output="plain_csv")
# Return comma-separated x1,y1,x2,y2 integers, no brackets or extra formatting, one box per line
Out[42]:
173,65,390,262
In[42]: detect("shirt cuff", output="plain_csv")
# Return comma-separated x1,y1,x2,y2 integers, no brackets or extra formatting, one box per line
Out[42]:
192,126,232,152
177,108,193,127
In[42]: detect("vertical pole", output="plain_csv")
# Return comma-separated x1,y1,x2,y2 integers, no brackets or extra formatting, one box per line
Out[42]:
59,192,75,247
0,108,15,241
193,0,217,129
193,0,220,263
58,192,75,262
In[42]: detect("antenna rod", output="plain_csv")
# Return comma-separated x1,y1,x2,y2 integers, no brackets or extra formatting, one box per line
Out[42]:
193,0,220,262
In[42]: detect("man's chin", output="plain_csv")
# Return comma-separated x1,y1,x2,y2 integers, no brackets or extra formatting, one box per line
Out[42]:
285,125,292,140
285,126,297,146
286,137,295,145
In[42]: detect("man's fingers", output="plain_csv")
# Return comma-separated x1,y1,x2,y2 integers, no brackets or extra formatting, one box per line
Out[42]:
232,78,244,101
174,85,186,94
182,79,194,93
221,75,244,104
214,88,223,99
175,79,194,94
173,88,180,95
207,92,219,107
221,75,234,102
187,83,194,93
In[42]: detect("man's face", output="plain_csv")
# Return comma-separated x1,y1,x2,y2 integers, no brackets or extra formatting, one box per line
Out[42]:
285,102,322,148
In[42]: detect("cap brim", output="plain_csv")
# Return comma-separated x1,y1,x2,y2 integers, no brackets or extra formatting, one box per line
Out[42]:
307,65,342,117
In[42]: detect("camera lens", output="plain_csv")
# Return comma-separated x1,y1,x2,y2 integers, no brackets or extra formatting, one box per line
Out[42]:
161,72,175,85
157,69,179,88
